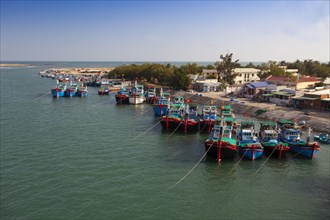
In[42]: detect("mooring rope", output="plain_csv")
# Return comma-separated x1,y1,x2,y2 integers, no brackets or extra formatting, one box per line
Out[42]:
32,92,51,101
229,149,248,174
168,141,213,189
129,107,154,120
168,122,183,137
254,147,277,175
133,120,161,140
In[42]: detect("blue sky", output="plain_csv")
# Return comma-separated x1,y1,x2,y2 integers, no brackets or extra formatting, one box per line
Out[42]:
1,0,329,62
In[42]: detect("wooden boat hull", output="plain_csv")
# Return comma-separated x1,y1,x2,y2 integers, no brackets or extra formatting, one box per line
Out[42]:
51,89,64,97
204,141,237,159
153,105,168,116
279,135,320,158
77,91,88,97
238,147,263,160
115,94,129,104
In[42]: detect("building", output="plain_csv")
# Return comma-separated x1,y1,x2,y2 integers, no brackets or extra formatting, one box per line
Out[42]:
291,88,330,111
240,82,268,98
202,68,260,85
265,75,294,87
295,76,321,90
233,68,260,85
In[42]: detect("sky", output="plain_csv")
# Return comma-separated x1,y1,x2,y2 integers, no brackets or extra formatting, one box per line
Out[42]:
1,0,329,62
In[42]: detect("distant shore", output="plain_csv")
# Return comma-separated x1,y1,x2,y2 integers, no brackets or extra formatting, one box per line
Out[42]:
0,64,33,67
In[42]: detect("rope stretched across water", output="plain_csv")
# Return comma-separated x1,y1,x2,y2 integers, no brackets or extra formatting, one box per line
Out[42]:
32,92,51,101
168,122,183,138
229,149,248,174
254,146,277,175
129,107,154,120
133,120,161,140
168,141,213,189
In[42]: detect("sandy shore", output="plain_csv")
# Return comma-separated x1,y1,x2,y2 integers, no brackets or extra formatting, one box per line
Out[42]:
47,68,115,76
173,91,330,133
0,64,32,67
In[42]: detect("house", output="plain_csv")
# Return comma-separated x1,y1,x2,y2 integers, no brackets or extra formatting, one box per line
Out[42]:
265,75,294,86
260,85,296,104
233,68,260,85
193,79,220,92
291,88,330,111
240,82,268,98
295,76,321,90
202,68,260,85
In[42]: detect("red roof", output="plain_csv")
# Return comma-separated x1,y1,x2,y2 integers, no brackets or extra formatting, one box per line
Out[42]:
297,77,320,83
265,75,290,82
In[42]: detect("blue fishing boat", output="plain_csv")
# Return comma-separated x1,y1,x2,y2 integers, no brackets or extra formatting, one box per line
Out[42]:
278,128,320,158
277,120,320,158
237,122,263,160
314,133,330,144
51,80,67,98
153,88,170,116
65,83,78,97
77,85,88,97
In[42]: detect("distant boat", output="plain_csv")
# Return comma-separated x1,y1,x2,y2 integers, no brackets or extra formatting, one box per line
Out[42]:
65,83,78,97
98,85,110,95
199,105,219,133
51,80,67,98
77,85,88,97
145,87,157,104
115,87,130,104
314,133,330,144
129,82,145,105
182,104,200,133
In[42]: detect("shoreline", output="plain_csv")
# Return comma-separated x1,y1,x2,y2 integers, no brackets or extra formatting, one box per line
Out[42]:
0,63,33,67
173,91,330,134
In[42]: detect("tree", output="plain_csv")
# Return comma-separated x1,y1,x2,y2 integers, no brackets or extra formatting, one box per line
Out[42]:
215,53,240,86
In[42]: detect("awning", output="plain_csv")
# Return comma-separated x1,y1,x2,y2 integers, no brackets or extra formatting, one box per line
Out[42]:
292,96,319,101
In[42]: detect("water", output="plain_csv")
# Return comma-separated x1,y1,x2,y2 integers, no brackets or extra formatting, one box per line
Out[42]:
1,63,329,219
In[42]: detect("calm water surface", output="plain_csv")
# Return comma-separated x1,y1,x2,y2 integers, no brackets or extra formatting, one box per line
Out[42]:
1,63,329,219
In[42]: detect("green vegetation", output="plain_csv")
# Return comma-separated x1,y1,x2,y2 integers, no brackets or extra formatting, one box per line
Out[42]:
249,60,330,80
107,63,196,90
214,53,240,86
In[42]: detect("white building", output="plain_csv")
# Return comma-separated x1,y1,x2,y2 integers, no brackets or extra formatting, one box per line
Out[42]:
233,68,260,85
202,68,260,85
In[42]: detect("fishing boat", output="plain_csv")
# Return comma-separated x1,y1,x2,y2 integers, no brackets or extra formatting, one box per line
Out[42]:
204,124,237,160
51,80,67,98
145,87,157,104
153,97,170,116
314,133,330,144
129,82,145,105
259,121,289,159
77,85,88,97
115,87,130,104
237,122,263,160
199,105,219,133
98,85,110,95
160,104,185,131
277,120,320,158
182,104,200,133
108,81,123,92
65,83,78,97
